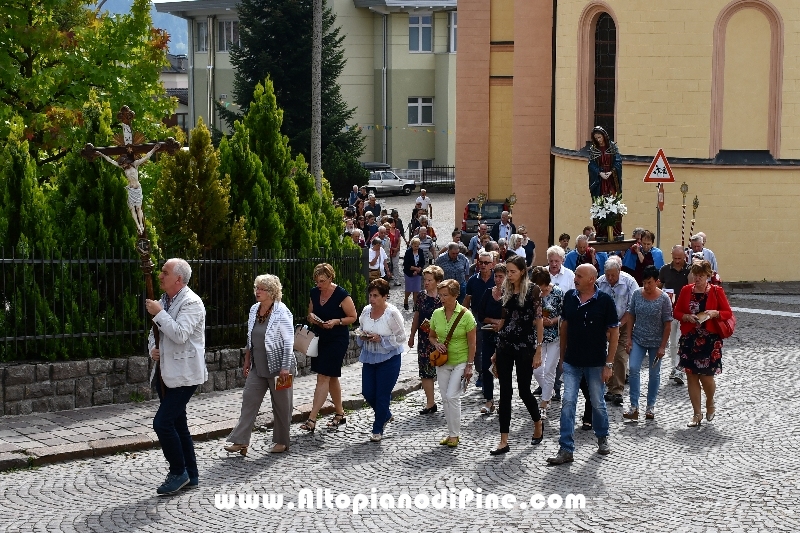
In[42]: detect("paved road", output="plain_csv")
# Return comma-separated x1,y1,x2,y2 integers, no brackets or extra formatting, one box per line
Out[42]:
1,293,799,531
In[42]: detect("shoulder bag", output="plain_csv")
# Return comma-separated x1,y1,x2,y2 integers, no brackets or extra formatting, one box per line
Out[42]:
710,286,735,339
429,308,466,367
294,324,319,357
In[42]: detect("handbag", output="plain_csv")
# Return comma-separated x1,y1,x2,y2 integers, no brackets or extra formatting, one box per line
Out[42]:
429,308,466,367
710,286,736,339
294,324,319,357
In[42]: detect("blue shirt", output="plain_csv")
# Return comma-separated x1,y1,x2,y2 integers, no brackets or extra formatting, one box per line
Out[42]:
562,289,620,367
564,249,609,275
465,272,495,314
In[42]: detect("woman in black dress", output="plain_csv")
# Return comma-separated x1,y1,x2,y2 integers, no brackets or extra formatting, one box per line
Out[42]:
300,264,358,432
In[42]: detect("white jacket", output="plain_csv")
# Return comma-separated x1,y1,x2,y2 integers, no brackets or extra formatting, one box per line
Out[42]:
148,286,208,388
246,301,296,377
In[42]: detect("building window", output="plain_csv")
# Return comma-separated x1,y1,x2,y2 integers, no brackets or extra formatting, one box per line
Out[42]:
196,21,208,52
449,12,457,53
593,13,616,140
409,15,432,52
408,159,434,169
408,97,433,125
218,21,239,52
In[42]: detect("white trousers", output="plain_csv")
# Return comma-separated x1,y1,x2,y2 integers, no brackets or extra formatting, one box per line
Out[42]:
667,319,681,370
533,341,560,402
437,362,467,437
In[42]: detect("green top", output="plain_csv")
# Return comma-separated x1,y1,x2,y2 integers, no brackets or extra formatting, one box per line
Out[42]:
429,303,476,366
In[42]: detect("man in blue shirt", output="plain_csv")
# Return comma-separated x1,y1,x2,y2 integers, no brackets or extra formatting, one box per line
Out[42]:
564,235,608,275
462,251,496,389
548,264,620,465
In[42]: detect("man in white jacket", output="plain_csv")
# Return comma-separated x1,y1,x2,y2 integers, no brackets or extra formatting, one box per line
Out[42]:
146,258,207,495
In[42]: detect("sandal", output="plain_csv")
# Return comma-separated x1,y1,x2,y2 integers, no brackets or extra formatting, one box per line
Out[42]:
300,418,317,432
480,401,495,415
327,413,347,428
706,402,716,422
581,422,593,431
687,413,703,427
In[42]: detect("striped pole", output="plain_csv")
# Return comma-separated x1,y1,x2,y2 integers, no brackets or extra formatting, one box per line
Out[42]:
680,183,689,247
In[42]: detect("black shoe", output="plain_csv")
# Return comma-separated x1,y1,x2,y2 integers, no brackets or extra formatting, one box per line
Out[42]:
404,302,409,310
546,449,574,465
581,421,593,431
612,394,624,406
552,390,561,402
531,420,544,445
625,373,629,384
420,404,438,415
604,391,614,402
533,386,542,396
597,436,611,455
490,445,510,456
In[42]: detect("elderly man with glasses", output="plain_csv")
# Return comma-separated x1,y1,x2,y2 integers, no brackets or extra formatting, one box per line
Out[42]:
463,251,496,390
435,242,471,302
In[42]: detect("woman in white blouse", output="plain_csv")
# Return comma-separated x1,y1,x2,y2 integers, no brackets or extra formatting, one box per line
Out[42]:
356,278,407,442
224,275,295,455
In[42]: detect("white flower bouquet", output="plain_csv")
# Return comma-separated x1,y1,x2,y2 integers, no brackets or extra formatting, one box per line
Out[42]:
589,194,628,228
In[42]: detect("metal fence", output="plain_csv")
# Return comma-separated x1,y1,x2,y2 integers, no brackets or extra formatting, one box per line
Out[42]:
421,166,456,190
0,247,363,362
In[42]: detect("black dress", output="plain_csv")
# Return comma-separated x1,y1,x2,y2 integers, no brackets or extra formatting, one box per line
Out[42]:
310,285,350,377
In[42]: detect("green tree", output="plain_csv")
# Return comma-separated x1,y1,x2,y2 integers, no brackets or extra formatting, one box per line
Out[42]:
0,0,175,166
224,0,367,198
151,119,238,255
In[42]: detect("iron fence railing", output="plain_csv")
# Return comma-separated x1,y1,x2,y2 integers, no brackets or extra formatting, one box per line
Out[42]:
421,166,456,190
0,247,363,361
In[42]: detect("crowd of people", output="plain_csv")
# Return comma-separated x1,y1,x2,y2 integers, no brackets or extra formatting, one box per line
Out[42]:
143,193,733,493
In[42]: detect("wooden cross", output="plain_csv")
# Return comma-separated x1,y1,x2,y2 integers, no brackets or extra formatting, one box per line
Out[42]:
80,106,181,359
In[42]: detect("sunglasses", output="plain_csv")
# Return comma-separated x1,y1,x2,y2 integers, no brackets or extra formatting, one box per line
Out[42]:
479,261,492,265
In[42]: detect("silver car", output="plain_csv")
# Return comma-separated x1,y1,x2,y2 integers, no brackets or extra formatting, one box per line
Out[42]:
367,170,417,197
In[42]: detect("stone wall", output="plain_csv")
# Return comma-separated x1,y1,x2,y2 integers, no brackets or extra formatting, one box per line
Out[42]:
1,333,362,416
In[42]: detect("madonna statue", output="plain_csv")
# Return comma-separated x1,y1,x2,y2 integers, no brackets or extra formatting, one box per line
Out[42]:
588,126,623,237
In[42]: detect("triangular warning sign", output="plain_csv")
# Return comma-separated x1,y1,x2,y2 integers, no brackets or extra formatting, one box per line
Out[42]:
643,148,675,183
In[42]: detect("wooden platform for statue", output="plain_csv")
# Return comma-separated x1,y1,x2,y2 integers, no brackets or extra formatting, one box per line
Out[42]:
589,239,636,253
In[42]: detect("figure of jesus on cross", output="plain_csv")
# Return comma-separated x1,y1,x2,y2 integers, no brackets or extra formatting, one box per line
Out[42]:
81,106,180,236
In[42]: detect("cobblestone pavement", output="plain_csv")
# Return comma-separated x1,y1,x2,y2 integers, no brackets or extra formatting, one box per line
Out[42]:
2,294,800,532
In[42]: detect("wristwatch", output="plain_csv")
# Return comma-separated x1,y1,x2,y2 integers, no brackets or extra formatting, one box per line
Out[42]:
604,363,613,369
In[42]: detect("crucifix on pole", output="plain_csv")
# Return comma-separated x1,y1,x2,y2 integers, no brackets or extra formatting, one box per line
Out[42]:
80,106,181,352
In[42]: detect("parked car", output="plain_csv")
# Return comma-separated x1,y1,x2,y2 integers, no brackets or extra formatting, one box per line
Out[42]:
363,163,417,196
460,199,510,246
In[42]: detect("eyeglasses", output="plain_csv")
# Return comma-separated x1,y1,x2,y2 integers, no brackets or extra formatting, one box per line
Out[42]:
479,261,492,265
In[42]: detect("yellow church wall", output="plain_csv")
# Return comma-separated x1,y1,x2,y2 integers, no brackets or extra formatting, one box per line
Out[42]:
490,0,515,42
489,84,514,199
553,154,800,282
722,8,771,151
553,0,800,159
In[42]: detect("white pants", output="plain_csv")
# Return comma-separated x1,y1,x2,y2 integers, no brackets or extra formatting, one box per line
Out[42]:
390,255,400,279
667,319,681,370
437,362,466,437
533,341,560,402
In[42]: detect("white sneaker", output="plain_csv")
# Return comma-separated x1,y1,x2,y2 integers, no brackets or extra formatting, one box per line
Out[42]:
369,433,382,442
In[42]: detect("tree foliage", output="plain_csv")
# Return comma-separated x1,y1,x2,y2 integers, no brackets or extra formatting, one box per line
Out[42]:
151,119,246,255
226,0,367,198
0,0,174,165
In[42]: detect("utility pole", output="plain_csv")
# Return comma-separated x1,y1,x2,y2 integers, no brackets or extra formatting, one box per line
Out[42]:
311,0,323,194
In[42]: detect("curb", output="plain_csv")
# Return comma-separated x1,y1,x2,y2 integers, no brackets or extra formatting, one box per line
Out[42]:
3,378,422,472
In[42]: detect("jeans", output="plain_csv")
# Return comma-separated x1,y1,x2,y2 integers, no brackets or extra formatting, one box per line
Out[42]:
628,342,663,409
457,281,467,303
437,363,467,437
497,346,540,434
533,341,560,402
154,384,199,477
362,353,402,434
481,330,497,400
559,362,609,453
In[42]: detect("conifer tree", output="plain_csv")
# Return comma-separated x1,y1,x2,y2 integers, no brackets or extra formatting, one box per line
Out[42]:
151,119,236,255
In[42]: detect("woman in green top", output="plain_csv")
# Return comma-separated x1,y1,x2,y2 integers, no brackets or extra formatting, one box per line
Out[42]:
428,279,477,447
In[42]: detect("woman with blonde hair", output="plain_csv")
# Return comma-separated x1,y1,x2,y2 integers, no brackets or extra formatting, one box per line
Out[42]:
300,264,358,432
428,279,477,447
225,274,295,455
